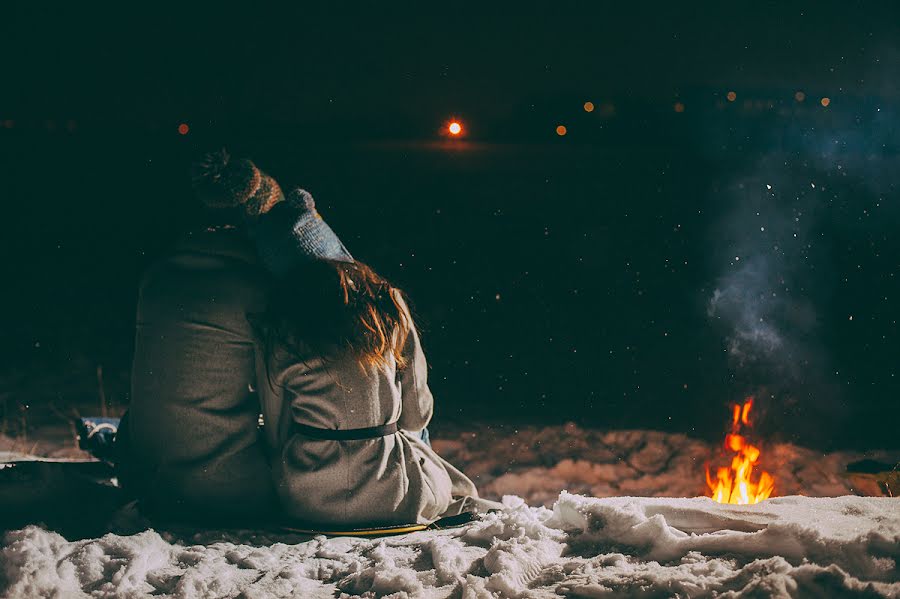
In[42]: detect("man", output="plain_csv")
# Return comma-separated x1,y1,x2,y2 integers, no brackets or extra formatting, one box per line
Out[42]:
125,151,285,523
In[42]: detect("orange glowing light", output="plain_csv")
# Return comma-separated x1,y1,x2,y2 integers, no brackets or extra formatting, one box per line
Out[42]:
674,102,685,113
820,97,831,107
705,398,775,505
583,101,595,112
178,123,190,135
794,91,806,102
555,125,567,136
448,121,462,135
726,91,737,102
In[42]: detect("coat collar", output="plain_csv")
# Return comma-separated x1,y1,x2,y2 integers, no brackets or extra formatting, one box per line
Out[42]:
176,226,258,264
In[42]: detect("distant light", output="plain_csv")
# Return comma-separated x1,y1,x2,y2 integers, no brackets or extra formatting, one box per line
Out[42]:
448,121,462,135
794,91,806,102
726,91,737,102
583,101,595,112
556,124,567,136
674,102,685,113
820,97,831,107
178,123,189,135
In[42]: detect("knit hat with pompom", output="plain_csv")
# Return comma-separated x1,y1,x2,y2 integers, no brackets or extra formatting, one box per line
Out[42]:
191,149,284,216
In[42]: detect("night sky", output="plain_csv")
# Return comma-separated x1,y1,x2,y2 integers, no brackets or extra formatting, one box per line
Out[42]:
1,4,898,449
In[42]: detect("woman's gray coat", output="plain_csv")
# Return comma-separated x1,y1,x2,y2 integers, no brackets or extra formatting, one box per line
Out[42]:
255,299,478,526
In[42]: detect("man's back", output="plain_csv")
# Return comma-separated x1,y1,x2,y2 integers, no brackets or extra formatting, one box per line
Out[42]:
128,227,276,520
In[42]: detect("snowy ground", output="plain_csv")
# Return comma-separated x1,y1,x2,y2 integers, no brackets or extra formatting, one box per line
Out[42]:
3,494,898,598
2,424,898,598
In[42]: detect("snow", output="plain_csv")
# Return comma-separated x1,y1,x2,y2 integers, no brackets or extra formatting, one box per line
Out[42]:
2,494,898,598
2,424,898,597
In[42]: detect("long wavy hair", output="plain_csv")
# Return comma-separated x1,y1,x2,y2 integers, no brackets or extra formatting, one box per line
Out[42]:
259,259,412,370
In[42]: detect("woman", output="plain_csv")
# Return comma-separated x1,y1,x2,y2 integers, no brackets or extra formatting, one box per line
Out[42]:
251,187,480,526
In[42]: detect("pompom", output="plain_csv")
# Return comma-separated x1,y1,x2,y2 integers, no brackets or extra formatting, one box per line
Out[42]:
191,148,231,186
191,148,261,209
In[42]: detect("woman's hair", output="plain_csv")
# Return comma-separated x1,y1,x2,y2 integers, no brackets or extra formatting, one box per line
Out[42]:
259,259,412,370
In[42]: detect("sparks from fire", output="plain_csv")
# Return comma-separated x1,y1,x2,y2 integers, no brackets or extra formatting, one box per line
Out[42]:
706,398,775,505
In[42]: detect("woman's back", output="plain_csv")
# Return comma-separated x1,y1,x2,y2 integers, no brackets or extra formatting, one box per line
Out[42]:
256,314,476,526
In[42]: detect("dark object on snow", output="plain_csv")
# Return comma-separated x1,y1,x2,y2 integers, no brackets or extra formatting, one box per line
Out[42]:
77,417,121,463
0,459,127,538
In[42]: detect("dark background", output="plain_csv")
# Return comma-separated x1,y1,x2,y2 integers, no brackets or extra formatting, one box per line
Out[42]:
1,3,898,449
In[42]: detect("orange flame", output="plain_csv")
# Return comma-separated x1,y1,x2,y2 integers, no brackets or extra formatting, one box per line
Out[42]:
706,398,775,504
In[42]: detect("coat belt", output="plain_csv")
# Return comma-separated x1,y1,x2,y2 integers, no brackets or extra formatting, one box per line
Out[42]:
292,421,399,440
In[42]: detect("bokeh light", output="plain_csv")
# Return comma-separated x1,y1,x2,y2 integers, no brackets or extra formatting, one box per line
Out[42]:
583,101,595,112
448,121,462,135
556,125,567,136
674,102,685,113
177,123,189,135
794,91,806,102
820,97,831,107
726,91,737,102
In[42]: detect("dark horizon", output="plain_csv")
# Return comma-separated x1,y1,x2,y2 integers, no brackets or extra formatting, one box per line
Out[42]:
4,4,899,130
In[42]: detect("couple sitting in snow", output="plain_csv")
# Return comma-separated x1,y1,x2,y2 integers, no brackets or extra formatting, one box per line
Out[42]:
120,151,484,527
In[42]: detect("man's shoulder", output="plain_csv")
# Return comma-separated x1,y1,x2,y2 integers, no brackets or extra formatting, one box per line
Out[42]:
139,229,269,307
176,227,259,262
145,229,261,275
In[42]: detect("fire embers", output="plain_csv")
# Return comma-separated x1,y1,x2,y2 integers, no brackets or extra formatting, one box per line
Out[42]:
706,398,775,504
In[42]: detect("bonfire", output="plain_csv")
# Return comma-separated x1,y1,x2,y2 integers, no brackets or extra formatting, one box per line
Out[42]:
706,397,775,505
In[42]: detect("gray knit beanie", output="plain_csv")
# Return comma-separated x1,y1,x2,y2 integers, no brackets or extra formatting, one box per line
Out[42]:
251,187,354,276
